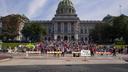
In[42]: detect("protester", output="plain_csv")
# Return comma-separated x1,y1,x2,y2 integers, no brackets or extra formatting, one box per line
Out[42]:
112,47,116,56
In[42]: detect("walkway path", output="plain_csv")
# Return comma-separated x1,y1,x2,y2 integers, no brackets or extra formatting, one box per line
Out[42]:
0,54,127,66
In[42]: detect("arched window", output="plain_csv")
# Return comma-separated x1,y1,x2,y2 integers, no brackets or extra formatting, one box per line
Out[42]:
57,36,61,41
48,29,51,34
85,29,87,34
81,29,83,34
64,36,68,41
81,37,83,41
71,36,75,41
69,8,72,13
85,37,87,41
61,9,63,13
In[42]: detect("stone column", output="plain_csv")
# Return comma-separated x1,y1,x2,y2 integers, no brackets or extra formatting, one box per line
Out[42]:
54,23,57,40
86,26,89,44
61,35,64,41
74,21,80,40
84,26,86,34
60,23,62,33
54,34,57,40
75,34,78,40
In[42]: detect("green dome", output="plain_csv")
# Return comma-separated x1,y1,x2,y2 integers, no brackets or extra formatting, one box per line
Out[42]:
56,0,76,15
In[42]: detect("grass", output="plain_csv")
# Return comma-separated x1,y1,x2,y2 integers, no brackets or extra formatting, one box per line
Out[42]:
114,45,127,48
0,43,127,49
1,43,35,49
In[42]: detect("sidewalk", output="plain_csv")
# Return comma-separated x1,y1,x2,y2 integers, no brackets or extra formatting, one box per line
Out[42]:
0,54,127,66
11,53,124,60
0,54,12,60
0,56,127,66
0,53,12,63
0,53,125,60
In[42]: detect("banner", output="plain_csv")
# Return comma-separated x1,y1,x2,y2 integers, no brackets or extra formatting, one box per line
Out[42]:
81,50,91,56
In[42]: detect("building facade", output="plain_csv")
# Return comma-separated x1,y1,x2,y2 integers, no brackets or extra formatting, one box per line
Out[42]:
32,0,103,42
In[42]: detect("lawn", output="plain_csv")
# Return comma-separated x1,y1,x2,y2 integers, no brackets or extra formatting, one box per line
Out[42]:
1,43,35,49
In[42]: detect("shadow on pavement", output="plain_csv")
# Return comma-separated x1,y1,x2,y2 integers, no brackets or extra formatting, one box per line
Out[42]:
0,64,128,72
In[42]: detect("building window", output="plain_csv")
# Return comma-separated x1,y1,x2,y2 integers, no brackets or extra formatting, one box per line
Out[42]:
81,29,83,34
71,23,74,33
48,29,51,34
85,37,87,41
61,9,64,14
57,23,61,33
81,37,83,41
85,29,87,34
52,27,54,33
64,22,68,33
71,36,75,41
69,8,72,13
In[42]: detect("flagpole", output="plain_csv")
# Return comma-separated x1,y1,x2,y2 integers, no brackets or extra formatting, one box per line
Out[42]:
119,5,122,15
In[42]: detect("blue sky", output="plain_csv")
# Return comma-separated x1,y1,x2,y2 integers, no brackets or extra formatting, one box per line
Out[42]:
0,0,128,20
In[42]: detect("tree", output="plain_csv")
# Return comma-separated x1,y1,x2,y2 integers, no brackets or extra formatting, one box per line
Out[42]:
22,22,47,42
115,15,128,44
90,14,128,44
90,23,114,43
1,14,28,41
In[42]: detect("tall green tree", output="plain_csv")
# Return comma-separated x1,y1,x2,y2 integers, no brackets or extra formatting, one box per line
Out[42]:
90,23,114,43
91,14,128,44
1,14,28,41
113,15,128,43
22,22,47,42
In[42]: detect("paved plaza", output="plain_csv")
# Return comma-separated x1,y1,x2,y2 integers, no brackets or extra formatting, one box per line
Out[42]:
0,63,128,72
0,53,128,72
0,54,127,65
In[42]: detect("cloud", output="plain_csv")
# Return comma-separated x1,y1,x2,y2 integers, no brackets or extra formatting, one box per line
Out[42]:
72,0,82,5
71,0,128,20
1,0,126,20
0,0,8,16
31,0,128,20
27,0,47,18
44,2,59,20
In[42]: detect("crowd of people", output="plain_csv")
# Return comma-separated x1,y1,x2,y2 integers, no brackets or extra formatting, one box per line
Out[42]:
3,41,128,56
37,41,97,54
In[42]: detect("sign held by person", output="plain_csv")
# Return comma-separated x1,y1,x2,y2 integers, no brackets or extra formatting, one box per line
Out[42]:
81,50,91,56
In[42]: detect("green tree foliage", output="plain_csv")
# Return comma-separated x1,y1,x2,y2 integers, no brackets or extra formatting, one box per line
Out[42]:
90,23,114,43
113,15,128,43
22,22,47,42
1,14,28,40
91,14,128,44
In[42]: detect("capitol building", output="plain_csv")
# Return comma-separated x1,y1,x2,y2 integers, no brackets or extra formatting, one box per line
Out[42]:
31,0,103,42
0,0,103,42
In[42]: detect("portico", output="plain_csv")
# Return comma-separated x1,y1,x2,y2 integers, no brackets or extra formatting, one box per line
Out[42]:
30,0,102,42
